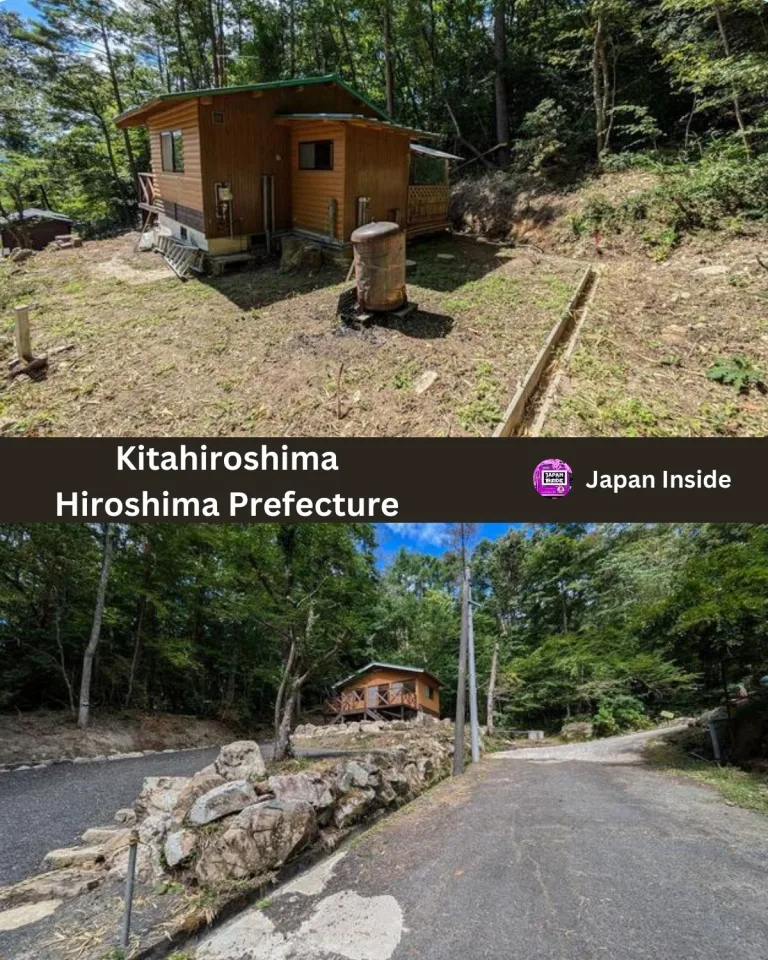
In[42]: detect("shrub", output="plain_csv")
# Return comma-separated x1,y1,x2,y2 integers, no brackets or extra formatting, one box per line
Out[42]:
593,695,651,737
513,99,569,173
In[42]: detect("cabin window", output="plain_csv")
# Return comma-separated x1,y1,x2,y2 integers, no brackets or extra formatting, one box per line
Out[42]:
424,684,434,700
160,130,184,173
213,112,224,123
299,140,334,171
403,680,416,695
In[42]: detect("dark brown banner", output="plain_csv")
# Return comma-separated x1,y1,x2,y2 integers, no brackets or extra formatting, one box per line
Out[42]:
0,438,765,522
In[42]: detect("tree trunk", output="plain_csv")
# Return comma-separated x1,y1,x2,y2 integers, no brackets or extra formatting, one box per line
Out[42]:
713,2,750,156
54,602,75,717
207,0,221,86
493,0,510,165
273,686,299,760
77,524,115,729
592,12,608,163
383,1,395,118
486,639,499,734
100,21,139,188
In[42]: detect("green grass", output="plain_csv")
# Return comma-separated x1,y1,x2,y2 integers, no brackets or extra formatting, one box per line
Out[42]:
645,741,768,816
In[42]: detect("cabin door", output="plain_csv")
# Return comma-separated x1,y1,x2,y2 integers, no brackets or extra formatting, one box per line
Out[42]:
366,686,378,708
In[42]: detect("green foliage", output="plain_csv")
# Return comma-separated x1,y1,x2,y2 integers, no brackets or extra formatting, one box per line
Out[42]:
706,356,766,393
593,695,651,737
512,99,568,172
2,523,768,748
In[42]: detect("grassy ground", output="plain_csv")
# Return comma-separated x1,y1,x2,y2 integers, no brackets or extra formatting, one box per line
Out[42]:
645,739,768,816
0,233,580,437
545,227,768,437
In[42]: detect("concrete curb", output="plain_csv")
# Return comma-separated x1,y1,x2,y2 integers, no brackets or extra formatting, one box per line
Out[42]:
493,264,597,438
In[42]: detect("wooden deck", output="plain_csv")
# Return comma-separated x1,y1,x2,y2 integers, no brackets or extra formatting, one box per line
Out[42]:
325,682,419,718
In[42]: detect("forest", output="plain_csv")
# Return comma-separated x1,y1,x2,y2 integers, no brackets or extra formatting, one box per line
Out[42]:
1,0,768,235
1,523,767,757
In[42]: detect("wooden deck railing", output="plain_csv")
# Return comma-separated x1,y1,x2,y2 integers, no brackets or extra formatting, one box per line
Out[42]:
407,184,450,226
325,683,418,715
138,172,159,211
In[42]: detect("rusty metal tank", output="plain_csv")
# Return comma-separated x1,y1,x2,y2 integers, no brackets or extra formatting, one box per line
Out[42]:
350,221,406,312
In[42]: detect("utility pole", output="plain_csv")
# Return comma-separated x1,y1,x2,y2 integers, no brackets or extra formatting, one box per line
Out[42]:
467,588,481,763
453,560,470,776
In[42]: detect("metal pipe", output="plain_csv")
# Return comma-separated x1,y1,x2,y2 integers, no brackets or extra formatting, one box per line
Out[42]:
262,175,271,254
270,174,276,238
120,830,139,949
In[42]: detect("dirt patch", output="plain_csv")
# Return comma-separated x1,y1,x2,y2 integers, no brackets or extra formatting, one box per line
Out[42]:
0,711,236,766
543,229,768,436
0,233,582,437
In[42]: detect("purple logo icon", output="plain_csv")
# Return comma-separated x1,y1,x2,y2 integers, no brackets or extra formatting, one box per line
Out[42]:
533,459,572,499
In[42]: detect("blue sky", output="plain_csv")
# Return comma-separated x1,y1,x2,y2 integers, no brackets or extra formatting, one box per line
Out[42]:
3,0,38,19
375,523,515,566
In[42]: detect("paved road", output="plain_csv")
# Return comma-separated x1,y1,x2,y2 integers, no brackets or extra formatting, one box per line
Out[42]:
0,748,220,886
195,729,768,960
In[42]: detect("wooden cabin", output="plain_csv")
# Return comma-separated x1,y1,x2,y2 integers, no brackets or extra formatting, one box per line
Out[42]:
325,662,442,723
116,74,459,257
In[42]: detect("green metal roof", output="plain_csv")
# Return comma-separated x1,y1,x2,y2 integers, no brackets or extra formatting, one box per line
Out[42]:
116,74,388,126
276,112,440,139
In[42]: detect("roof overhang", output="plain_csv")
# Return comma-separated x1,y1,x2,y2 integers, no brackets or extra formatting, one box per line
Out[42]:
116,74,388,129
333,661,444,690
410,142,462,161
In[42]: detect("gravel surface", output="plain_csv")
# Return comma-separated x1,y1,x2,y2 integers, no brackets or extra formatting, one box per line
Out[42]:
0,747,221,886
494,723,691,763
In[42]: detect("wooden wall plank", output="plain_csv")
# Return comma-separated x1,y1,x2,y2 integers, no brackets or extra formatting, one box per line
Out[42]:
148,100,203,212
343,125,410,238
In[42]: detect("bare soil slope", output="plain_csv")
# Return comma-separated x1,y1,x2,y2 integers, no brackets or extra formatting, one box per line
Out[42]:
0,711,235,766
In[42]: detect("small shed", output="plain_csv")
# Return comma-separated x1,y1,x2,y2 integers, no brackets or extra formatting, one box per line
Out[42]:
325,661,442,722
0,208,73,251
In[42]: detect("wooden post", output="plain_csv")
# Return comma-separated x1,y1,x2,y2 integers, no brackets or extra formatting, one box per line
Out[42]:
15,306,32,362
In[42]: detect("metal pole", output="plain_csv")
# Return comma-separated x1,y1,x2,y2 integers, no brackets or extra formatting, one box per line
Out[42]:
120,830,138,950
467,587,481,763
453,563,469,776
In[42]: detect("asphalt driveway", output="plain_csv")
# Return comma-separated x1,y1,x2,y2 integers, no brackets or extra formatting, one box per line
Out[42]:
0,748,221,886
194,733,768,960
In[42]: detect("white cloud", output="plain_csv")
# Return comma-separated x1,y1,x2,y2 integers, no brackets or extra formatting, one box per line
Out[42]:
383,523,451,548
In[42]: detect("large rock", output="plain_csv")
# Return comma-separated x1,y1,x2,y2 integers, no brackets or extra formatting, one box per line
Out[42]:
134,776,189,818
337,759,379,793
333,788,376,828
0,868,101,908
195,798,316,884
268,773,336,811
164,829,198,868
561,722,593,742
171,771,227,825
42,846,103,869
189,780,258,825
214,741,266,783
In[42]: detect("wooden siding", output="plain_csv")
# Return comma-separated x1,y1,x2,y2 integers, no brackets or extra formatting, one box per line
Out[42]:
197,92,292,239
148,100,203,215
289,120,346,241
343,124,410,239
341,667,441,716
